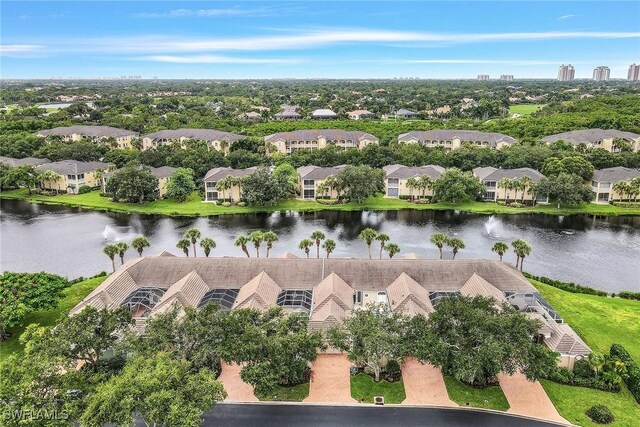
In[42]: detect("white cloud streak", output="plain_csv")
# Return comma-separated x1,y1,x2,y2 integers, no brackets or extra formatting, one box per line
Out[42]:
0,44,45,54
137,55,302,64
557,14,578,21
136,6,296,18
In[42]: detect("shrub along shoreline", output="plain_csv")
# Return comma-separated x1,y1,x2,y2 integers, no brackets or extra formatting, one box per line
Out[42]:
2,189,640,217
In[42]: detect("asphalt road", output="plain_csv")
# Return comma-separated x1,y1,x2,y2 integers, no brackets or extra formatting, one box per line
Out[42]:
199,403,564,427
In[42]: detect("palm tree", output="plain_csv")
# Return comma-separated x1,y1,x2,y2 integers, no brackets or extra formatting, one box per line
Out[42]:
491,241,509,261
298,239,313,258
612,181,631,202
262,231,279,258
248,230,264,257
498,178,513,203
176,238,190,257
200,237,216,257
310,230,325,258
115,242,129,265
358,228,378,259
448,238,465,259
418,175,433,198
38,170,62,194
519,176,533,204
430,233,449,259
512,239,532,272
103,244,118,272
234,235,251,257
384,243,400,259
322,239,336,258
131,236,150,257
406,177,418,201
376,233,390,259
184,228,201,257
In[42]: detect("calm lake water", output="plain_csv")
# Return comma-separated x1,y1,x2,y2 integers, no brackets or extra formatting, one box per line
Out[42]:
1,199,639,292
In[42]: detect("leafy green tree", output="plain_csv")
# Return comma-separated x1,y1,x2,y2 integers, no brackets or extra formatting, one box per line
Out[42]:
334,165,384,203
166,168,196,202
105,164,158,203
131,236,150,257
234,235,251,257
272,162,299,191
512,239,532,271
358,228,378,259
3,165,39,194
384,243,400,259
176,238,190,257
447,238,466,259
414,296,558,386
376,233,390,259
199,237,216,257
80,353,225,427
184,228,201,257
262,231,278,258
328,304,411,382
534,173,593,207
322,239,336,258
0,272,68,340
103,244,119,272
115,242,128,265
310,230,325,258
542,156,594,181
298,239,313,258
432,168,485,203
241,166,295,206
38,169,62,194
491,241,509,261
430,233,449,259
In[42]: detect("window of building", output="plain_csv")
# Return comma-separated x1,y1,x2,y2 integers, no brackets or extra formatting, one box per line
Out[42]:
303,189,315,199
206,181,217,189
206,191,219,200
485,191,495,199
121,287,166,316
387,188,399,197
303,179,315,187
276,290,313,313
428,291,461,307
388,178,399,185
197,288,239,310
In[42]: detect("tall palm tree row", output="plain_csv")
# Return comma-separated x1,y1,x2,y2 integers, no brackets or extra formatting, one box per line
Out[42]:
199,237,216,257
448,238,466,259
115,242,128,265
491,241,509,261
429,233,465,259
512,239,532,271
176,238,190,257
358,228,378,259
103,244,118,272
429,233,448,259
298,239,313,258
262,231,279,258
131,236,150,257
322,239,336,258
184,228,201,257
234,235,251,258
384,243,400,259
248,230,264,258
376,233,390,259
310,230,325,258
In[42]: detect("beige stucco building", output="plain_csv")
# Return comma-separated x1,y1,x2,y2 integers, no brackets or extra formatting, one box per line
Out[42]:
541,129,640,153
141,129,246,153
591,167,640,203
36,126,138,149
265,130,379,155
203,167,258,202
297,165,347,199
473,167,548,203
37,160,109,194
398,130,518,150
382,164,445,199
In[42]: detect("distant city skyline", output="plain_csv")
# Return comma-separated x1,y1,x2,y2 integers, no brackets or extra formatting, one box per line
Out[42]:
1,1,639,79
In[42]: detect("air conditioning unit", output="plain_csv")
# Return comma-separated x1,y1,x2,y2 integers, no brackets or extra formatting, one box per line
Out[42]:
374,396,384,405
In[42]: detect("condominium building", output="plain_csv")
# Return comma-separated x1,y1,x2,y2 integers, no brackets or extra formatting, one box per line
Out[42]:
592,66,610,82
382,164,445,199
36,126,138,149
141,129,246,153
500,75,514,82
541,129,640,153
71,255,590,368
591,167,640,203
37,160,109,194
297,165,347,199
398,130,518,150
557,64,575,81
102,166,177,198
477,74,490,81
395,109,420,119
628,63,640,82
265,130,379,155
473,167,548,204
202,167,258,202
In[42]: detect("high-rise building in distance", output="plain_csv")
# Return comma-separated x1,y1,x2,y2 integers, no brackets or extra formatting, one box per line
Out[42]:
593,66,610,81
557,64,575,81
477,74,490,81
628,63,640,82
500,74,514,81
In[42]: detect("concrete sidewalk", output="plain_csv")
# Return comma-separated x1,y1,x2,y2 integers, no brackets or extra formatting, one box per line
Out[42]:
304,354,356,403
498,372,568,424
401,357,457,406
218,361,258,402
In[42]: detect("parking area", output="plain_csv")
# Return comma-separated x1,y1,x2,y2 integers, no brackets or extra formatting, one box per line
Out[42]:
498,372,568,424
303,354,356,403
218,361,258,402
401,357,457,406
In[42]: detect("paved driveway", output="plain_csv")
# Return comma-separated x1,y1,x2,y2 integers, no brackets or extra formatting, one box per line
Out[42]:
218,361,258,402
303,353,356,403
401,357,457,406
498,373,568,424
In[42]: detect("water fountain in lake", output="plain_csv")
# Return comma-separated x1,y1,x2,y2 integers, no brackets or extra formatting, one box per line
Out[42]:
484,215,507,239
102,225,137,242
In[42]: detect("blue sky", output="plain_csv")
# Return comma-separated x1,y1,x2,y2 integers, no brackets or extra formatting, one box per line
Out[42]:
2,1,639,79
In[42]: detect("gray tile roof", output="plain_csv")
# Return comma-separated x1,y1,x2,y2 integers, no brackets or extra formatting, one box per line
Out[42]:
103,165,177,180
265,129,379,144
37,160,109,175
274,111,302,118
0,156,50,167
541,129,640,145
311,109,338,118
203,167,258,182
473,167,545,182
143,129,245,143
396,109,419,116
592,167,640,182
399,130,518,146
383,164,445,180
297,165,347,180
37,126,138,138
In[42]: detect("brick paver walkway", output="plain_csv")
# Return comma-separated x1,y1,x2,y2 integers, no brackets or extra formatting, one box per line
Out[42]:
401,357,457,406
498,372,568,424
218,361,258,402
304,353,356,403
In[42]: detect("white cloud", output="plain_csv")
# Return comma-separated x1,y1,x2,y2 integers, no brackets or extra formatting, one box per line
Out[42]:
0,44,45,54
137,55,302,64
136,6,292,18
557,14,578,21
400,59,573,65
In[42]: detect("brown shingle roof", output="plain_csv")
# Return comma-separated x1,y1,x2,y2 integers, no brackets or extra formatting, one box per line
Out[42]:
265,129,378,144
399,130,517,146
386,273,433,317
472,167,545,182
459,273,508,302
37,125,138,138
203,167,258,182
297,165,347,180
143,129,245,143
541,129,640,145
37,160,109,175
233,272,281,310
312,272,355,312
383,164,445,180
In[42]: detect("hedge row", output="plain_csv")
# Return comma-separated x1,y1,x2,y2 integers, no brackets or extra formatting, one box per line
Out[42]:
545,366,620,393
523,272,608,297
610,344,640,403
618,291,640,301
611,201,640,208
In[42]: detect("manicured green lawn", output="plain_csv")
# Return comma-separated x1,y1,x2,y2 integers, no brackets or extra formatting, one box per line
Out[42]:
350,373,407,404
0,276,107,358
541,380,640,427
256,383,310,402
443,376,510,411
509,104,545,116
531,280,640,360
3,189,639,217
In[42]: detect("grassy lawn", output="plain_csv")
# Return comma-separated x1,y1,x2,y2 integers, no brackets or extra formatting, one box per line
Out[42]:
0,276,106,358
350,373,407,404
531,280,640,360
2,189,639,217
541,380,640,427
443,376,510,411
509,104,545,116
256,383,309,402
